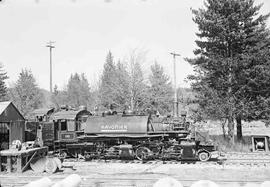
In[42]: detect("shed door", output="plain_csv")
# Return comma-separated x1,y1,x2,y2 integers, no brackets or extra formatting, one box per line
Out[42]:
0,123,9,150
9,121,25,145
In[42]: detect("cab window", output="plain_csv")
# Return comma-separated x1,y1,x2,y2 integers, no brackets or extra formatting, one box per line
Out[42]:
61,120,67,131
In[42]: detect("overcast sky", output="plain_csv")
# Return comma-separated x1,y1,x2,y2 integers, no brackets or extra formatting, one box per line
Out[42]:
0,0,269,90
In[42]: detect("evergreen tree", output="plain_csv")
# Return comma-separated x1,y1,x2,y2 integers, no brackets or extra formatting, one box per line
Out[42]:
114,61,130,109
67,73,91,107
188,0,270,141
148,62,173,114
98,50,154,112
8,69,44,116
80,73,92,106
0,63,8,101
53,85,59,95
51,85,69,109
51,85,62,108
99,51,118,109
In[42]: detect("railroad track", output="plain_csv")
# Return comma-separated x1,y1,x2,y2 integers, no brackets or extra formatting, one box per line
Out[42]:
63,154,270,167
62,160,270,170
225,152,270,158
220,152,270,167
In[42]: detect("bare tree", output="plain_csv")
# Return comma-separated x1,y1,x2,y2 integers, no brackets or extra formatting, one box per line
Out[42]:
124,49,148,111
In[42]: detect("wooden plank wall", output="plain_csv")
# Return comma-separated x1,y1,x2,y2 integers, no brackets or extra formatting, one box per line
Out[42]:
9,121,25,144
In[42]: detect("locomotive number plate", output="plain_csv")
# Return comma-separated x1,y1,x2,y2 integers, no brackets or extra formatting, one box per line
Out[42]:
61,133,74,139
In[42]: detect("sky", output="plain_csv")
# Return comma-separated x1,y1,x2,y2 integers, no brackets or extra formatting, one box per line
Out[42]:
0,0,269,91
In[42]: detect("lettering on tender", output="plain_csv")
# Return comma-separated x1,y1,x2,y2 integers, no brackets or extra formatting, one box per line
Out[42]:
101,124,128,132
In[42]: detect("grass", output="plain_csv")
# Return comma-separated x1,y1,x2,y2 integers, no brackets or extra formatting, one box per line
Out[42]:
210,135,252,152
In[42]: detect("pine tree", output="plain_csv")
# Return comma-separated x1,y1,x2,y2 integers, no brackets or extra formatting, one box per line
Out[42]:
114,61,130,109
148,62,173,114
51,84,69,108
8,69,44,116
80,73,92,106
67,73,91,107
99,51,118,109
0,63,8,101
188,0,270,141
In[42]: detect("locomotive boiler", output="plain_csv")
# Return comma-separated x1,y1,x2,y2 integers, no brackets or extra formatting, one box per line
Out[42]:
64,113,167,160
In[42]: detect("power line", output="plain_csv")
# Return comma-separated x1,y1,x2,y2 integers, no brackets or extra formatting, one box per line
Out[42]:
170,52,181,118
46,41,55,93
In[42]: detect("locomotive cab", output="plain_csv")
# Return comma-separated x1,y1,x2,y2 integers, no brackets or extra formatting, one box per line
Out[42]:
52,109,91,142
54,119,77,142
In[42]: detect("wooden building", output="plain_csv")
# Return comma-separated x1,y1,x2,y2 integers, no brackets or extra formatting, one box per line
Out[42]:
0,101,25,150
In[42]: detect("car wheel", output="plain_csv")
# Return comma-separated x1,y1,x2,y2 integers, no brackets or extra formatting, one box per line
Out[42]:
198,151,210,162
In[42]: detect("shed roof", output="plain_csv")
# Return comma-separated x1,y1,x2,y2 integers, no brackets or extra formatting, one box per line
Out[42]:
0,101,25,122
0,101,11,115
52,109,91,120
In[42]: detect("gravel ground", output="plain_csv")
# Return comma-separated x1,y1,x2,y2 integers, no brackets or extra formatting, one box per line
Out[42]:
1,161,270,186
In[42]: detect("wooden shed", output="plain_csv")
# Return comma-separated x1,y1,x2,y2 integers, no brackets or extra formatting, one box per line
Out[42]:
0,101,25,150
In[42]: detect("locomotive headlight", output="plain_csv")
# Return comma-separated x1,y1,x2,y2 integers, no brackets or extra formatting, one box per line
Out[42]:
256,141,265,149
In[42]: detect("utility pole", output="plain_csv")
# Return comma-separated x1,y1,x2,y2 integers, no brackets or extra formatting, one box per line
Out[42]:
170,52,181,118
46,41,55,93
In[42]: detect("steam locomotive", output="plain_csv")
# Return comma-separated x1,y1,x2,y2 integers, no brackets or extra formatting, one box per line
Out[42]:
27,107,219,162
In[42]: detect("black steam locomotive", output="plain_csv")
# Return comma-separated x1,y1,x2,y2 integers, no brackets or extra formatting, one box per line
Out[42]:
26,107,219,162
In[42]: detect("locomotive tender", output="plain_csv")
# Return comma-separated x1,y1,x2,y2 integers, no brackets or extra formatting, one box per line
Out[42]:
29,107,219,162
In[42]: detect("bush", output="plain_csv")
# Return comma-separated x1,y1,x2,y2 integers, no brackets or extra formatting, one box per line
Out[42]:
210,135,252,152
